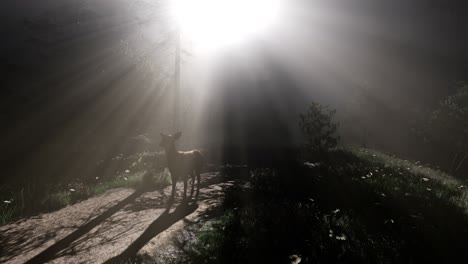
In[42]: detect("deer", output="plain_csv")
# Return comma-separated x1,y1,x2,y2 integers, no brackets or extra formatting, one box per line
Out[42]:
159,132,204,204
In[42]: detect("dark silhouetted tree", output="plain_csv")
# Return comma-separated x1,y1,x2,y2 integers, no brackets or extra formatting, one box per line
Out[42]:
299,102,340,153
426,83,468,174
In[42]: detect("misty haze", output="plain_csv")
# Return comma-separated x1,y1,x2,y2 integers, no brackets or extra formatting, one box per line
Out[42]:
1,0,467,263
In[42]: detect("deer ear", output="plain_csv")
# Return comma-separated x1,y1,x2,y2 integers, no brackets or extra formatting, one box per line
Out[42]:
173,132,182,140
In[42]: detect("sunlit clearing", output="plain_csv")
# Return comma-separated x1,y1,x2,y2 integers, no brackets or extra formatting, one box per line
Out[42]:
172,0,281,52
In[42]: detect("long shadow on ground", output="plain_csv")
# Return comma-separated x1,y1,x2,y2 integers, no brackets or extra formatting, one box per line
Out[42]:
24,190,146,264
104,202,198,264
1,173,221,263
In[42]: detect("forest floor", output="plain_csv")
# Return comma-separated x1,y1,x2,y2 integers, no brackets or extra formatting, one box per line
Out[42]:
2,148,468,264
0,172,231,264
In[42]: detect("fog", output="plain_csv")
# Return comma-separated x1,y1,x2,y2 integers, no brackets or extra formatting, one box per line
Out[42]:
1,0,467,183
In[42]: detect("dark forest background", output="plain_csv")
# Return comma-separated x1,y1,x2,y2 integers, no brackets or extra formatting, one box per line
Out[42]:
1,0,467,188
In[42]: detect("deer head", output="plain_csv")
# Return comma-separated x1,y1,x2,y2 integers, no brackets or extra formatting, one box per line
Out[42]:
159,132,182,151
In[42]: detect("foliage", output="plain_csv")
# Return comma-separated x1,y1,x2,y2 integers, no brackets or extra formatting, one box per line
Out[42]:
174,211,237,264
425,83,468,173
0,168,171,225
175,148,468,264
299,102,340,153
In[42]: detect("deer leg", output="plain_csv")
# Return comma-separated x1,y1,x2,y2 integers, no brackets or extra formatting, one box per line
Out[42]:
169,179,177,204
190,171,195,198
195,169,201,200
183,176,188,200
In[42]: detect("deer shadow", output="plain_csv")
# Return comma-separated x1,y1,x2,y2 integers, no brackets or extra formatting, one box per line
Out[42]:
22,189,146,264
3,172,218,263
104,202,198,263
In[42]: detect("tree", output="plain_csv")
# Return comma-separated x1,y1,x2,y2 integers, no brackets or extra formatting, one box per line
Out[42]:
299,102,340,153
426,83,468,174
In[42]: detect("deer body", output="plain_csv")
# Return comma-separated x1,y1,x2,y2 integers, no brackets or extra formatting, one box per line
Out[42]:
160,132,204,203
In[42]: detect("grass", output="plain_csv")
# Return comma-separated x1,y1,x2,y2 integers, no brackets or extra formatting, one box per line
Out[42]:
0,187,25,225
0,168,171,225
169,147,468,264
174,211,237,264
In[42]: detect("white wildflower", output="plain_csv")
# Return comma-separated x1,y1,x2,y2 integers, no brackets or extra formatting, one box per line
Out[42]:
335,234,347,241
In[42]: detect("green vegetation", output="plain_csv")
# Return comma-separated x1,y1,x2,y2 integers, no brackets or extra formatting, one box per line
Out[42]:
423,82,468,174
174,211,237,264
0,168,171,225
0,150,169,225
299,102,340,153
172,148,468,263
165,102,468,263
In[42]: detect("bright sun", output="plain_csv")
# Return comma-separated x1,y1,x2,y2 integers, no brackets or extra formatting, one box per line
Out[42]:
171,0,281,51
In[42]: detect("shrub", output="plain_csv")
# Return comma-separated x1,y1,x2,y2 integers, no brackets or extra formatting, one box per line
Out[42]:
299,102,340,154
425,83,468,174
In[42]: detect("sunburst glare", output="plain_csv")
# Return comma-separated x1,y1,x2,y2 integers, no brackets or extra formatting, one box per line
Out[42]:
171,0,282,52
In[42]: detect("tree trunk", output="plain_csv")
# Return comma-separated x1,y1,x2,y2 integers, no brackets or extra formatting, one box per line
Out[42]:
173,28,181,132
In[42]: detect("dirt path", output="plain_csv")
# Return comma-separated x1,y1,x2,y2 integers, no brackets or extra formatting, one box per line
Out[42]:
0,172,232,264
